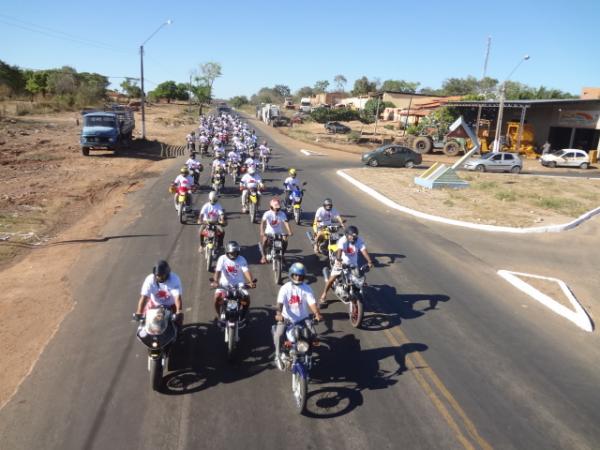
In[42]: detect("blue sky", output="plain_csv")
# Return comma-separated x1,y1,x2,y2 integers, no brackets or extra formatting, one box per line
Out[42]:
1,0,598,98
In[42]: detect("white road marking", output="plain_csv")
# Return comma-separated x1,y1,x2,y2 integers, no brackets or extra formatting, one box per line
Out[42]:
497,270,594,332
300,149,323,156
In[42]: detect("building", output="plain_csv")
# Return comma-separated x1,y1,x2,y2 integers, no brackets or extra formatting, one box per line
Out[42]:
382,91,449,109
581,87,600,100
310,92,346,107
338,95,373,110
447,98,600,152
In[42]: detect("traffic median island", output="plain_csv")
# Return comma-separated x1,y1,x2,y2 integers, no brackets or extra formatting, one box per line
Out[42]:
339,168,600,231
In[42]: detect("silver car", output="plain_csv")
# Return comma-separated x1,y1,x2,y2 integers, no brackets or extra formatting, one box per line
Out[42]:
463,152,523,173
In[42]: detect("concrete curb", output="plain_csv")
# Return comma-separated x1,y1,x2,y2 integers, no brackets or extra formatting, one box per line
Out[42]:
337,169,600,234
497,270,594,332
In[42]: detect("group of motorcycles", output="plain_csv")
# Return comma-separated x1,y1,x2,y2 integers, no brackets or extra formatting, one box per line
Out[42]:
135,113,371,414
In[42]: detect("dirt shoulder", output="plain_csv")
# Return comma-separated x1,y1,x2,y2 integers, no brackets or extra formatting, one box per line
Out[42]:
0,103,193,408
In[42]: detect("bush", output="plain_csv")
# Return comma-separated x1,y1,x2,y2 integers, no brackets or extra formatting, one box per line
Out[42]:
309,107,360,123
383,124,395,130
348,131,361,143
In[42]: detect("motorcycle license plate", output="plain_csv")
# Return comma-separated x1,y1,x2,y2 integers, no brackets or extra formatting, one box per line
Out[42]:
274,240,283,249
331,233,340,240
227,300,238,310
178,195,186,203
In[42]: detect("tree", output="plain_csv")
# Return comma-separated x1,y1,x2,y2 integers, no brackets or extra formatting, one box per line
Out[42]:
351,76,377,96
175,83,190,101
25,71,49,100
273,84,291,98
295,86,314,100
46,66,77,96
76,72,109,105
120,77,141,99
333,74,347,92
190,83,211,114
151,80,178,103
250,87,284,105
380,79,420,93
200,62,222,92
0,59,26,97
360,98,395,123
313,80,329,94
440,76,479,96
230,95,249,108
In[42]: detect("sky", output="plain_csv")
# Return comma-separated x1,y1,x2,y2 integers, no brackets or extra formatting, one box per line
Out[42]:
1,0,599,99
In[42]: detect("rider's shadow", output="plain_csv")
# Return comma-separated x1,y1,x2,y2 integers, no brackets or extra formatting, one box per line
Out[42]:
304,333,428,419
369,284,450,320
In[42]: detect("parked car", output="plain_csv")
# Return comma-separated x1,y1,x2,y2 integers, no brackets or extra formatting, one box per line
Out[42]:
540,149,590,169
271,115,291,127
325,121,351,134
463,152,523,173
361,144,422,168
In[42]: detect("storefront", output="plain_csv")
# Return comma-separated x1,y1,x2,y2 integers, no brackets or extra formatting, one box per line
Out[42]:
446,99,600,153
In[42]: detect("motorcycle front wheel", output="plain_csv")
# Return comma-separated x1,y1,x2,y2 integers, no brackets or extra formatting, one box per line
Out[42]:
273,257,282,285
205,245,213,272
292,371,307,413
349,299,364,328
226,325,236,360
294,208,301,225
149,357,163,391
249,203,256,224
178,203,185,224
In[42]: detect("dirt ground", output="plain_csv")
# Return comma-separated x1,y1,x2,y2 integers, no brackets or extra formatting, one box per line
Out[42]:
0,103,194,408
343,168,600,227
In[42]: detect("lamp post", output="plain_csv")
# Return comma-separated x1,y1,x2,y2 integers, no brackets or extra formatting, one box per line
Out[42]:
492,54,530,152
139,19,172,140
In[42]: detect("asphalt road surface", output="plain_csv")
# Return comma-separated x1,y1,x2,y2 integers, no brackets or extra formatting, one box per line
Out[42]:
1,120,599,450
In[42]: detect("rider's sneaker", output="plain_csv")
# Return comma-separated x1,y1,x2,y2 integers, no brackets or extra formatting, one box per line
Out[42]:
274,353,285,371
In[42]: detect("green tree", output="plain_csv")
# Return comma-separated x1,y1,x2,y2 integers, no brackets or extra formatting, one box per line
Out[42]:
351,76,377,96
381,79,420,93
230,95,249,108
334,74,347,92
25,71,49,100
75,72,108,105
294,86,314,100
440,76,480,96
250,87,284,105
313,80,329,94
0,60,26,97
360,98,395,123
120,77,141,98
175,83,190,101
273,84,291,98
151,80,178,103
46,66,77,96
200,62,222,92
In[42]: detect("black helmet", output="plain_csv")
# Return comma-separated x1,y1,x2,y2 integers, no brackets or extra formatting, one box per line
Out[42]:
323,198,333,210
225,241,241,260
153,260,171,283
345,225,359,242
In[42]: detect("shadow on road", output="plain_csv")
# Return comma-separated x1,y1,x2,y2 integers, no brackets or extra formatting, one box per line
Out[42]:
304,333,428,418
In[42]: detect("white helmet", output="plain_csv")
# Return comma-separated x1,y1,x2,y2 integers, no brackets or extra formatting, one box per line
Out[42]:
208,191,218,204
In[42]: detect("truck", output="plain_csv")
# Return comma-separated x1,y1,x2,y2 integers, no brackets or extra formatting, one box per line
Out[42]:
299,98,311,113
261,104,281,124
80,105,135,156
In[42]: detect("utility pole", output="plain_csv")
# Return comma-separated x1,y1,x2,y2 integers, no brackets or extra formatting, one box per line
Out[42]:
140,45,146,139
373,93,381,140
476,36,492,140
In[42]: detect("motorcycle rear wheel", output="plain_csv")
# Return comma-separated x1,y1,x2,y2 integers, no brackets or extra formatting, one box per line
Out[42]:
150,358,163,391
292,372,307,413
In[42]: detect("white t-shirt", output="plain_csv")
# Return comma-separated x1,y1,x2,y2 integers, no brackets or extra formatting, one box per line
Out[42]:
314,206,341,226
262,210,288,235
240,173,262,189
228,151,240,163
277,281,316,323
174,174,193,187
186,158,202,170
336,235,366,267
200,202,224,223
212,159,226,171
141,273,182,308
283,176,299,191
215,255,249,287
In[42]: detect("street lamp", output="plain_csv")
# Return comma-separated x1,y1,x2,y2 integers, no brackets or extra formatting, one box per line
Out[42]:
139,19,172,139
492,54,530,152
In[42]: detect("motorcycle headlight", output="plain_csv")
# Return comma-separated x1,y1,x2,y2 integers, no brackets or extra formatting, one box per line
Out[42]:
108,137,115,143
227,300,238,310
296,340,310,354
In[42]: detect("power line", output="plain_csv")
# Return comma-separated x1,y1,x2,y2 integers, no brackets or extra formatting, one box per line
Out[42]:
0,14,133,54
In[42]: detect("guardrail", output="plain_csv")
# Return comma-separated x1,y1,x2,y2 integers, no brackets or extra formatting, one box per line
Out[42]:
160,144,187,158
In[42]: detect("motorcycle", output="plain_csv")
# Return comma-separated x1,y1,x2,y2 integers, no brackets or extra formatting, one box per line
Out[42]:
322,264,370,328
307,224,342,258
199,142,209,156
228,161,241,184
134,306,178,391
214,280,255,360
265,233,285,284
244,187,260,223
201,221,221,272
171,183,194,224
285,183,306,225
190,166,203,186
259,153,270,172
211,169,225,195
273,318,318,413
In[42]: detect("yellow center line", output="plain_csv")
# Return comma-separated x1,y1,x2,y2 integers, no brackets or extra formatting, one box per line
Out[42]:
383,327,493,450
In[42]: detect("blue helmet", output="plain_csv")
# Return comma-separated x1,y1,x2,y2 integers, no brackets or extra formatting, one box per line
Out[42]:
289,262,306,284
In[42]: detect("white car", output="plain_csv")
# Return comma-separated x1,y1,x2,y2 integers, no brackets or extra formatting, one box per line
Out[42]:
540,149,590,169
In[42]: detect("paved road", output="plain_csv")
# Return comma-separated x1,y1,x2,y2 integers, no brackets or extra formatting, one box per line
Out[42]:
1,120,599,450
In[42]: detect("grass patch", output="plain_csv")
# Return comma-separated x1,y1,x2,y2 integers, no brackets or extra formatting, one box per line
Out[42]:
474,180,498,190
533,196,585,216
443,199,455,207
495,191,517,202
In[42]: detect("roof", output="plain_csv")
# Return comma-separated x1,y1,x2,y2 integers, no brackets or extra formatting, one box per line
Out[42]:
83,111,117,117
382,90,449,97
447,98,600,108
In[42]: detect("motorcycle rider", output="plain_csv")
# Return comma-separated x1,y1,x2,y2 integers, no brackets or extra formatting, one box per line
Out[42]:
259,197,293,264
198,191,227,249
282,168,300,209
185,152,203,186
134,259,183,327
258,142,271,168
211,241,256,325
273,262,322,370
239,166,264,213
172,166,194,209
211,155,227,188
313,198,344,254
319,225,374,304
186,131,196,153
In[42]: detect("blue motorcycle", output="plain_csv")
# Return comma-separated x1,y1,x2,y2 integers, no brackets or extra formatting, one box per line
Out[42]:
284,182,307,225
